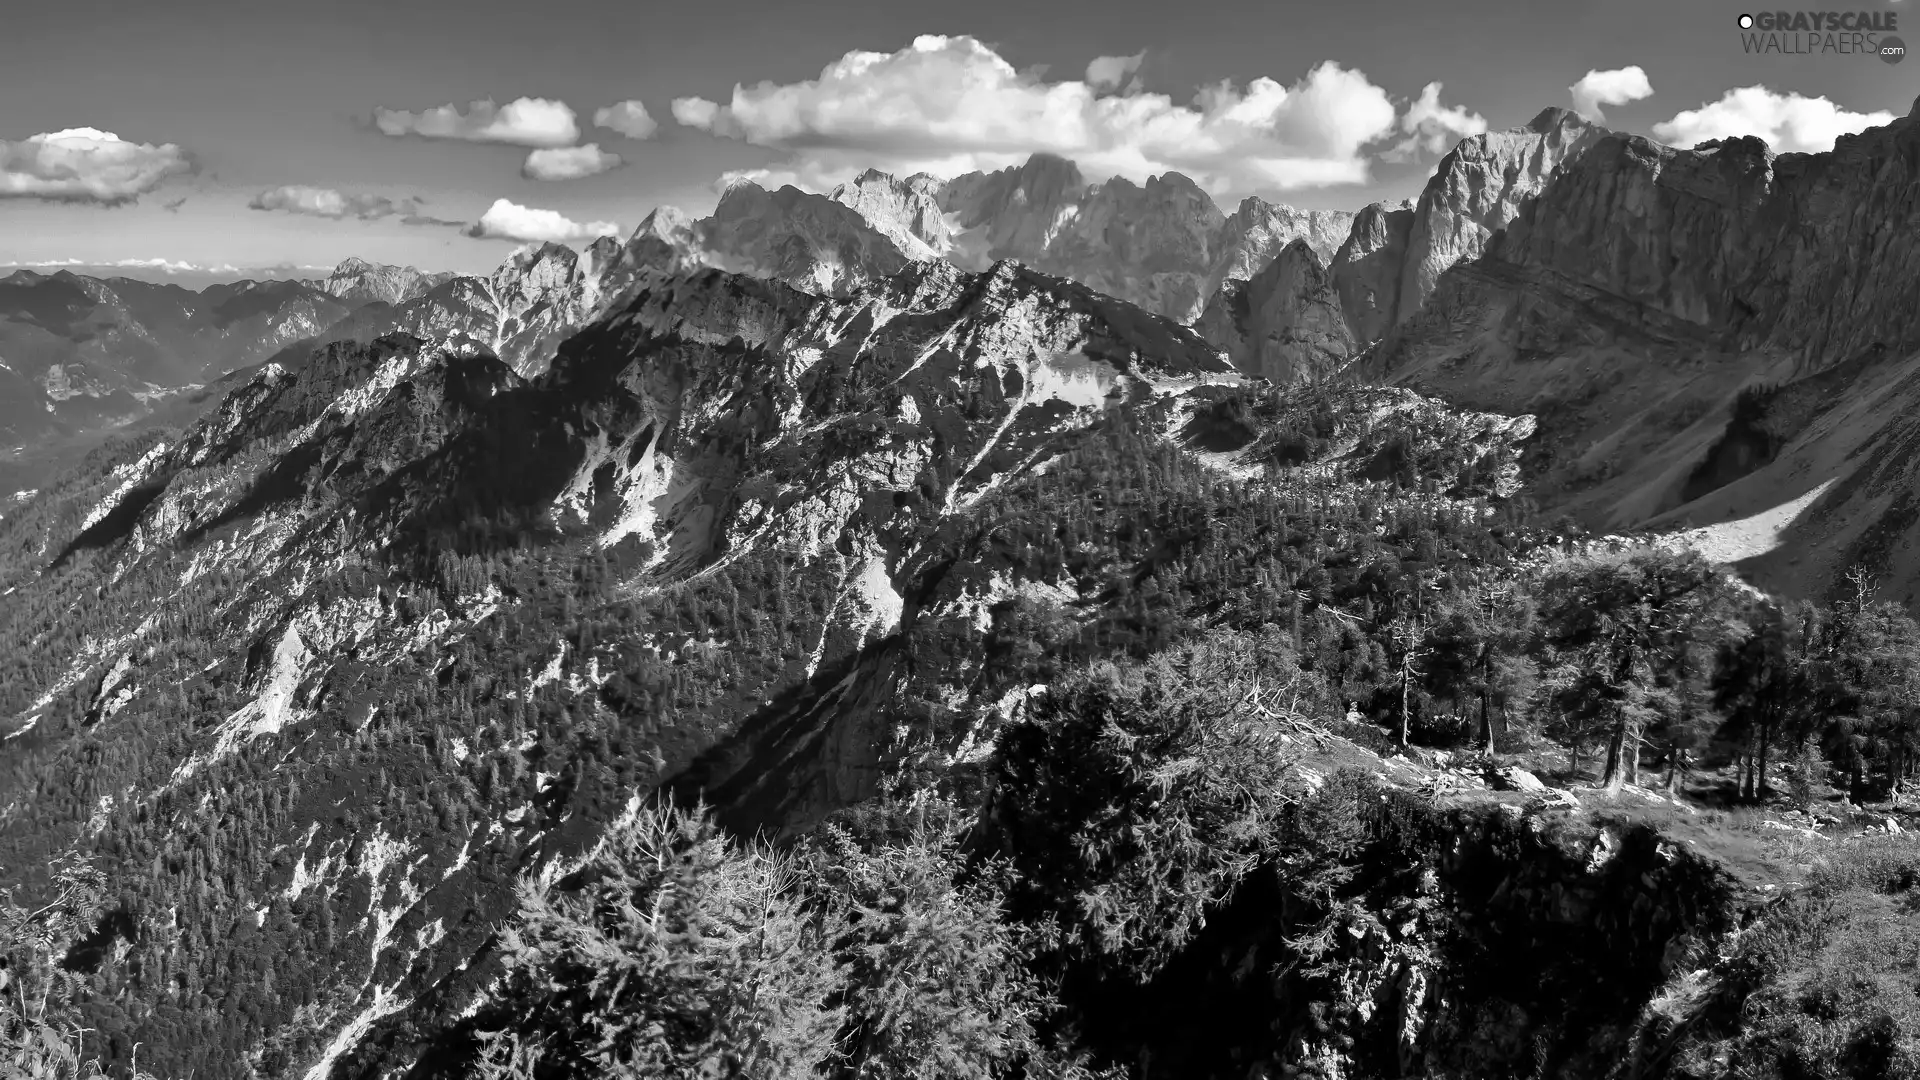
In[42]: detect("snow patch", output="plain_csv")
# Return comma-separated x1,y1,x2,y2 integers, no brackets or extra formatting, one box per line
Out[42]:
1658,479,1837,564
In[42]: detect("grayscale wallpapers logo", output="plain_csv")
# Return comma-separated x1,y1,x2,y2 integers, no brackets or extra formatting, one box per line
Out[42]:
1736,11,1905,62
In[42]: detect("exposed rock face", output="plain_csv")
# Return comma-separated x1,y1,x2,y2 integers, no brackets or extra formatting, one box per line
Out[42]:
829,169,954,258
1194,240,1354,384
664,154,1360,324
1331,109,1603,342
1208,197,1355,305
315,257,455,306
936,152,1091,269
1368,98,1920,606
1399,108,1602,323
341,241,663,377
1330,199,1417,343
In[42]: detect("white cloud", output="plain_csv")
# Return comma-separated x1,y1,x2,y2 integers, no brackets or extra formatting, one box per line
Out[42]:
713,167,807,193
464,198,621,243
1651,86,1896,153
522,144,624,181
1570,66,1654,122
1085,52,1144,92
373,97,580,148
1,257,243,275
594,100,660,140
668,34,1405,195
249,185,417,220
0,128,192,203
671,98,723,130
1383,82,1487,161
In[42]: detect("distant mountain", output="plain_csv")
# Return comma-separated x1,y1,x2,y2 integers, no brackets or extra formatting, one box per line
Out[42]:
311,257,457,306
616,155,1355,327
0,270,352,445
1194,239,1354,384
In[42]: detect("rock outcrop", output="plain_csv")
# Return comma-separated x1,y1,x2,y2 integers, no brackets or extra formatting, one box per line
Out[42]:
1194,239,1354,384
1206,197,1355,311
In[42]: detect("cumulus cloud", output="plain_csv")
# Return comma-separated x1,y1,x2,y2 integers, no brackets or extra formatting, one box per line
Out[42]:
464,198,621,243
668,34,1407,194
1570,66,1654,122
1383,82,1487,161
522,144,624,181
1651,86,1895,153
1085,51,1144,92
373,97,580,148
0,128,193,203
594,100,660,139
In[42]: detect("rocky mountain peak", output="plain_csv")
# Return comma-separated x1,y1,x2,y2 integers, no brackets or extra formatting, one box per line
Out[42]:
1523,106,1581,133
829,168,953,258
1195,238,1353,384
318,257,453,306
1328,109,1606,343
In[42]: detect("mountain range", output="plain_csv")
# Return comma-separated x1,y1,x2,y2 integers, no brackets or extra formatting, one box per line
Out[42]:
8,93,1920,1079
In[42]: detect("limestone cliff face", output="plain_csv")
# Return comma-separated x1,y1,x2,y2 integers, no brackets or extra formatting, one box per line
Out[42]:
1329,199,1416,343
697,180,921,297
1399,108,1603,323
829,169,954,259
1330,108,1603,343
1492,104,1920,365
316,258,455,306
935,153,1091,270
1206,197,1355,317
1367,97,1920,607
1193,239,1354,384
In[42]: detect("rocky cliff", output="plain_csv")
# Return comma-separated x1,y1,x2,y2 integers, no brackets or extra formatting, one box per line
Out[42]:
1193,239,1354,384
1366,96,1920,605
633,153,1356,326
1330,108,1603,344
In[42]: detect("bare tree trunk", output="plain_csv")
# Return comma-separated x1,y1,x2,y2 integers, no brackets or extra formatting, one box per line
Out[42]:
1758,731,1771,802
1602,713,1628,794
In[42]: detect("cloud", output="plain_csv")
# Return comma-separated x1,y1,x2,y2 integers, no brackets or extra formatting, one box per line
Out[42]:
522,144,624,181
668,34,1406,194
1085,51,1144,92
249,184,424,220
1569,66,1654,122
594,100,660,139
1651,86,1896,153
1,257,245,275
162,195,189,213
373,97,580,148
1383,82,1487,161
0,128,193,203
464,198,621,243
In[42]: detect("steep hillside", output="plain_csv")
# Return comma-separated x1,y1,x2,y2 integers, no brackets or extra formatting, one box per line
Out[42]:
1330,107,1603,345
1367,97,1920,605
1193,239,1355,384
0,259,1271,1078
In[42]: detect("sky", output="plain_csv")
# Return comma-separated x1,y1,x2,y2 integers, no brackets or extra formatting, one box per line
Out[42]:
1,0,1913,280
